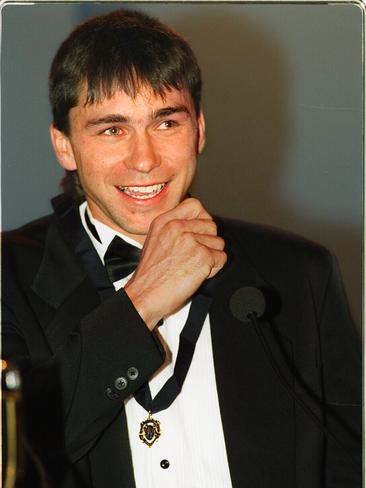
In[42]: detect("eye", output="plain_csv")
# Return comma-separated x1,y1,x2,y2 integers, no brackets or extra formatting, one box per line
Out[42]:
159,120,178,130
103,126,122,136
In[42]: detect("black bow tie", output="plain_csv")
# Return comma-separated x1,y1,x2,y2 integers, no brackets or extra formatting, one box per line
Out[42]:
104,236,142,283
84,208,142,283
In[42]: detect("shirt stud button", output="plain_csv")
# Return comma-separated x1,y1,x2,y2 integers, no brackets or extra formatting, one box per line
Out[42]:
160,459,170,469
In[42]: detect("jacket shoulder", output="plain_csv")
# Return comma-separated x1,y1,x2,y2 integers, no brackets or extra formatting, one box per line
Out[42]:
2,214,53,250
1,215,55,291
216,216,333,274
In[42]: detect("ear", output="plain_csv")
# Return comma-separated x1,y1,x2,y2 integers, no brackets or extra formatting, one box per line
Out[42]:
196,111,206,154
49,123,77,171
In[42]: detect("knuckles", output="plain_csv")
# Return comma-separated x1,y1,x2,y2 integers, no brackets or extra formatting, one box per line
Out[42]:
149,217,162,234
164,219,184,235
148,197,213,235
216,236,225,250
182,197,211,219
207,220,217,235
220,250,228,265
182,196,201,210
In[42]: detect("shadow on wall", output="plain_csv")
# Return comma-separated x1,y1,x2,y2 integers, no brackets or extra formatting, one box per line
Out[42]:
177,11,362,330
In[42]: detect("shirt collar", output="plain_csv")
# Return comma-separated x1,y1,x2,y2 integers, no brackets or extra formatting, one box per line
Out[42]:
79,201,142,264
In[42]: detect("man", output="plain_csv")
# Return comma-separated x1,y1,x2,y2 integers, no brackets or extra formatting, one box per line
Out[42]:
2,8,361,488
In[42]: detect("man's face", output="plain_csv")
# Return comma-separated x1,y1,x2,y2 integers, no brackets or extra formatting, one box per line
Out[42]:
50,85,205,243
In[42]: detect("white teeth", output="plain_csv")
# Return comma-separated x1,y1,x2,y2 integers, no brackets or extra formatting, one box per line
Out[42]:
118,183,165,199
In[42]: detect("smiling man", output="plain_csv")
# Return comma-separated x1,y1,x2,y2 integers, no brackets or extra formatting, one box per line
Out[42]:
2,8,361,488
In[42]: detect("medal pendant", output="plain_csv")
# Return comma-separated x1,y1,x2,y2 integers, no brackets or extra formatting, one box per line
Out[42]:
139,411,161,447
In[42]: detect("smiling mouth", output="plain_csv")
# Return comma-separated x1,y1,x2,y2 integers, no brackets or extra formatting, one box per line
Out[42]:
117,183,166,200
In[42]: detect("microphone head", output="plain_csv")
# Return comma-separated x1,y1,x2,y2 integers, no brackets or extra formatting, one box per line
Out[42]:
230,286,266,323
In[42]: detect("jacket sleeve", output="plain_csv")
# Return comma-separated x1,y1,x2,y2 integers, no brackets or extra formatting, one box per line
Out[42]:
315,254,362,487
1,284,165,464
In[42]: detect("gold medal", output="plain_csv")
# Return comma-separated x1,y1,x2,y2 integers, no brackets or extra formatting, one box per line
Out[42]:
139,411,161,447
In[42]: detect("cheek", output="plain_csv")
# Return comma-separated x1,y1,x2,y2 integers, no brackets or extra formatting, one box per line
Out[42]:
75,148,115,185
162,137,197,169
76,157,107,191
185,160,197,185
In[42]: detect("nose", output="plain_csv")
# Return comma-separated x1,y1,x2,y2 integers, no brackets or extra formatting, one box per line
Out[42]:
125,131,161,173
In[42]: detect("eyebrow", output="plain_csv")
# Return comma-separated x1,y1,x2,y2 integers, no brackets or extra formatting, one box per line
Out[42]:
153,105,191,118
86,114,128,128
85,105,191,128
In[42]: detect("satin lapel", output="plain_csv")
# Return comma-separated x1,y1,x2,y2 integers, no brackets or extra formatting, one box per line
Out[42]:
31,196,114,353
210,221,296,488
54,195,115,302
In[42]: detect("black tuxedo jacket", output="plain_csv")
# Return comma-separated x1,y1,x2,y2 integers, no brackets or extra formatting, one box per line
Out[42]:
2,195,361,488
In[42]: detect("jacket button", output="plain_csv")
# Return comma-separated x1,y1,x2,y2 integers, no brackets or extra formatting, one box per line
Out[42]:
106,387,119,400
127,367,139,380
114,376,128,390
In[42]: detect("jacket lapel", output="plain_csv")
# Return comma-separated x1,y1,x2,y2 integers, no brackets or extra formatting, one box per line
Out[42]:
31,195,114,353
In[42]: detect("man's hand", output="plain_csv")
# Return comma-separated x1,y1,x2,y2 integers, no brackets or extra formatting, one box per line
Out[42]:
124,198,227,330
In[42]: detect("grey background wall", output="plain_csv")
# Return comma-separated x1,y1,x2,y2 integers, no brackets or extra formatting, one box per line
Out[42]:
1,2,363,330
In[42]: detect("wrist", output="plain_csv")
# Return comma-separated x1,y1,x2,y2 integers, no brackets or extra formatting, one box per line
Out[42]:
124,281,162,331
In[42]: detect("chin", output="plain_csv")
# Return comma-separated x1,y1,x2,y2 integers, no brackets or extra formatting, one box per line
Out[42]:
106,194,183,237
112,217,151,239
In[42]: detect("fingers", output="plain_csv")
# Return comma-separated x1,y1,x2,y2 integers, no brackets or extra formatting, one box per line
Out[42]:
152,197,212,230
173,197,212,220
147,198,226,278
206,248,228,279
161,219,218,239
193,234,227,278
127,197,226,329
192,233,225,251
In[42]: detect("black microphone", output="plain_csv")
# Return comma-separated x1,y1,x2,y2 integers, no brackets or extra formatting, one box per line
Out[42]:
229,286,360,470
229,286,266,323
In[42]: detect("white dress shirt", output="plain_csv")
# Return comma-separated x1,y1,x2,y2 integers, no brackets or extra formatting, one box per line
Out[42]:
79,202,232,488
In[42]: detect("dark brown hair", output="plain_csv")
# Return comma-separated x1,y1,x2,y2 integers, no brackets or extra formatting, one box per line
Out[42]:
49,8,202,135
